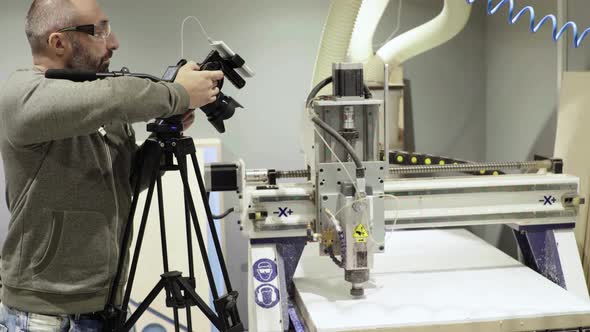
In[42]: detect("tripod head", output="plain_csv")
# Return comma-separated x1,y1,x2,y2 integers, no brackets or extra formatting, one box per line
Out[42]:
146,115,184,139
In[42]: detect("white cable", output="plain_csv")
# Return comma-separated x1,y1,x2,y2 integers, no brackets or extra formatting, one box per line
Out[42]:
374,0,403,49
181,16,213,59
333,194,398,218
324,208,343,233
331,194,399,247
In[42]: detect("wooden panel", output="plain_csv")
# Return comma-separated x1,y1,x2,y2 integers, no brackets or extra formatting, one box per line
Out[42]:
555,72,590,287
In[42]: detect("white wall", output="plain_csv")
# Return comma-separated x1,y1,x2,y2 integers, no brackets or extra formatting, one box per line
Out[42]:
485,0,559,162
472,0,560,257
375,0,487,161
564,0,590,71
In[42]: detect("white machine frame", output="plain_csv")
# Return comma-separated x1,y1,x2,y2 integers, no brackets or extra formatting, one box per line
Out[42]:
205,64,590,331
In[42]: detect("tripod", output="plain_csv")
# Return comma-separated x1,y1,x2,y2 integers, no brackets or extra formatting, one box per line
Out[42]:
102,118,243,332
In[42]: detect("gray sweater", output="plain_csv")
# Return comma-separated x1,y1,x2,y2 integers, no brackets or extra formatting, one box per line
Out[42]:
0,68,190,315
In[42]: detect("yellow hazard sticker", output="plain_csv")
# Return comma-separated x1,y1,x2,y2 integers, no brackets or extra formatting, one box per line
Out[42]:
353,224,369,243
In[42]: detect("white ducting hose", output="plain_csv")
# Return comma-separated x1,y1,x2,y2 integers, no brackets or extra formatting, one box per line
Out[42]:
348,0,390,63
377,0,471,68
311,0,363,88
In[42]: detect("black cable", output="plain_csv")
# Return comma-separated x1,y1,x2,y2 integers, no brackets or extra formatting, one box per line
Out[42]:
363,84,372,99
307,75,369,178
212,207,235,220
306,76,372,107
306,76,333,107
325,246,343,268
311,115,364,171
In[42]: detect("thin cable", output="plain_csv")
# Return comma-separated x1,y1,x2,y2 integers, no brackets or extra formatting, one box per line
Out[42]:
374,0,404,49
312,125,359,194
306,77,333,107
329,194,399,248
324,208,346,268
311,115,364,170
212,207,235,220
181,16,213,59
333,194,398,220
467,0,590,48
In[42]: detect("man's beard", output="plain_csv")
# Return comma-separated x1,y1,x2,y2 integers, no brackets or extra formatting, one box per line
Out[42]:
66,37,110,73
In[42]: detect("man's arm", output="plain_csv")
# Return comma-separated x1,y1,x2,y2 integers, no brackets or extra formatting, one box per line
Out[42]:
3,75,190,146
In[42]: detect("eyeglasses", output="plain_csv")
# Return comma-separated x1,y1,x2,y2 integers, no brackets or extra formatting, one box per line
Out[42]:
56,21,111,40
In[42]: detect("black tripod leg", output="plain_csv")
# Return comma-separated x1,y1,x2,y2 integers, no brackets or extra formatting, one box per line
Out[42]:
173,309,180,332
157,174,170,273
184,194,195,332
120,148,163,319
175,151,220,300
176,278,223,329
184,195,195,332
184,195,196,282
189,153,235,295
120,279,167,332
186,306,193,332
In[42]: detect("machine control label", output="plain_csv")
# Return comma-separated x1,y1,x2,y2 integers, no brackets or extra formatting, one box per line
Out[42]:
254,284,280,309
274,207,294,217
253,258,278,282
540,195,557,206
353,224,369,243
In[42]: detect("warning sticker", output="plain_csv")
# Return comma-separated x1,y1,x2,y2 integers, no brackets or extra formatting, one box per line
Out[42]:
353,224,369,243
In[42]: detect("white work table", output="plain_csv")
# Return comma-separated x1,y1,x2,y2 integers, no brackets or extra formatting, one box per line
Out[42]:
293,229,590,332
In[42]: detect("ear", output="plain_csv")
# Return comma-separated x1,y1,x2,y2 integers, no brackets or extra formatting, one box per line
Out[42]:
47,32,69,56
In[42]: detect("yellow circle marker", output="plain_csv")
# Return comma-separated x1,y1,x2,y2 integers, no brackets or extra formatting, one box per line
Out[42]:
480,170,486,175
425,158,432,165
396,155,404,163
439,160,446,165
493,171,499,176
411,157,418,164
255,212,262,219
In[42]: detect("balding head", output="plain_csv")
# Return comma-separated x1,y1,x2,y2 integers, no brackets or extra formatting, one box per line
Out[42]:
25,0,77,54
25,0,119,72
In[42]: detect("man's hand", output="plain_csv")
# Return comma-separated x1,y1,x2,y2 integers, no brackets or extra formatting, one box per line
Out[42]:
175,61,224,109
182,110,195,131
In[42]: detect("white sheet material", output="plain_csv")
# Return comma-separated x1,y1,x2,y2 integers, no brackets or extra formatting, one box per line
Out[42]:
294,229,590,332
555,229,590,302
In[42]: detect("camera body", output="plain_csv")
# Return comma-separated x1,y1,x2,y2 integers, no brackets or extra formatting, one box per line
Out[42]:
159,46,249,134
198,50,245,133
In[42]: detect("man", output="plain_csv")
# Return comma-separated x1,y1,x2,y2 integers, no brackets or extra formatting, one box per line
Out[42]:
0,0,224,331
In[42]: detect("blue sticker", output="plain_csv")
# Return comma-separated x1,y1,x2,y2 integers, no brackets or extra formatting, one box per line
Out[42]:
253,258,278,283
254,284,280,309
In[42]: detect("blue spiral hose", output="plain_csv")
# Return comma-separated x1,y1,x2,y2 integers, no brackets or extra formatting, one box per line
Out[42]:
466,0,590,48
